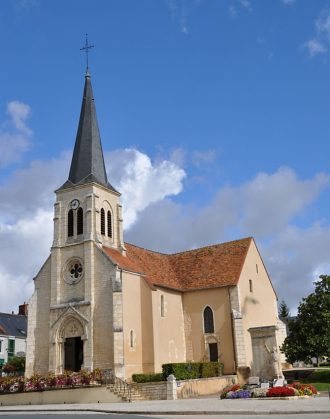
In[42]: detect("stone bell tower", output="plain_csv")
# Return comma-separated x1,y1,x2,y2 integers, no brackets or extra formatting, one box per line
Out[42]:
26,68,126,376
48,69,125,374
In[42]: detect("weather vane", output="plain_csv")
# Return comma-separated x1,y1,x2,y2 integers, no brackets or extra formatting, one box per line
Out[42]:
80,34,94,71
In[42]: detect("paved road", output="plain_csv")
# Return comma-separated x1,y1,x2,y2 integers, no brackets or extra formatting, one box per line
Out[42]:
0,414,330,419
0,396,329,417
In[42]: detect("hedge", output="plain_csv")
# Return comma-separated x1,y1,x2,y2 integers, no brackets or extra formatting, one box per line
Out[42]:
162,362,223,380
132,373,164,383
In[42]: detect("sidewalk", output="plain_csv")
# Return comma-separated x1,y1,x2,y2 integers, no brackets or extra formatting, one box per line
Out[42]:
0,396,329,415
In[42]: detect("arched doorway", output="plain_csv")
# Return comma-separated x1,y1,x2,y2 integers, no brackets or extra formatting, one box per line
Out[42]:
58,317,85,373
64,336,83,372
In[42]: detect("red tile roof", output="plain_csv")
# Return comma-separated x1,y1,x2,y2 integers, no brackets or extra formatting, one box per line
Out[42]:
102,237,252,291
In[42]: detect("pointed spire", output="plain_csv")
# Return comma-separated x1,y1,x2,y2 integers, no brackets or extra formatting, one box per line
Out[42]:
59,72,117,193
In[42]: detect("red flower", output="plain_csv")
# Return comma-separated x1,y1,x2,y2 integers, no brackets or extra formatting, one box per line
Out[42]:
267,386,295,397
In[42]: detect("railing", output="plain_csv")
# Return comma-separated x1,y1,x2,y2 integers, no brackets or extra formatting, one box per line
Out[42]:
105,370,132,402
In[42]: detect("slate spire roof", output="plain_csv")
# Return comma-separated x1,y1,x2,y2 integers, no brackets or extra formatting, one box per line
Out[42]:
59,71,118,193
0,312,27,338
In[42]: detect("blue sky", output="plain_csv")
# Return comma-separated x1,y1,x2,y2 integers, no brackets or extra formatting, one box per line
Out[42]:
1,0,330,314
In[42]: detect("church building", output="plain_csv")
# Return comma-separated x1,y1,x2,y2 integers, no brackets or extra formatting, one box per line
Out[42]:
26,70,286,381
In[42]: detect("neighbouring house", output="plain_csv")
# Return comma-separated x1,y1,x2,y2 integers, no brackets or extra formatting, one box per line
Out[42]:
25,69,286,381
0,304,28,370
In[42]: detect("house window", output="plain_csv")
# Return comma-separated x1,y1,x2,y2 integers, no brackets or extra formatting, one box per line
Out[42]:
249,279,253,292
68,209,74,237
0,340,2,353
8,339,15,359
130,330,134,348
161,295,165,317
203,306,214,333
107,211,112,238
77,207,83,235
256,264,258,274
100,208,105,235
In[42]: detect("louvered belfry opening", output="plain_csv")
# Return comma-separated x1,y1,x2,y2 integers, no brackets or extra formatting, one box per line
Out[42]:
68,209,74,237
77,207,84,235
107,211,112,238
100,208,105,235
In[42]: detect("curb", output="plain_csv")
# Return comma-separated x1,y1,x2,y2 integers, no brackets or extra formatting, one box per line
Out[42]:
0,409,329,415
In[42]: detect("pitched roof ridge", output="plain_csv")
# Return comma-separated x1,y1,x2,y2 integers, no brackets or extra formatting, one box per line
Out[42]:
124,242,170,256
168,236,253,257
125,236,253,258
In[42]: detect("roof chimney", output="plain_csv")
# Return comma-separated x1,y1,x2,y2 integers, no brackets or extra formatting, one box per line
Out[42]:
18,303,28,316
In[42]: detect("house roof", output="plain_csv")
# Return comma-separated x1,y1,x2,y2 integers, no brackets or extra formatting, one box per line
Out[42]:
102,237,252,291
0,313,27,339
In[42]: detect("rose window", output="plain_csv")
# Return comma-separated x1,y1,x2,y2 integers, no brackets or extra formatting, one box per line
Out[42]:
63,258,84,285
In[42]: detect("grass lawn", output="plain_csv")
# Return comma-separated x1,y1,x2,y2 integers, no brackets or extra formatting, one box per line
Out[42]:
300,369,330,392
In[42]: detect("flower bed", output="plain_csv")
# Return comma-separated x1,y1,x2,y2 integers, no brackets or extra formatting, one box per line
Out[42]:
267,386,295,397
220,381,318,400
0,369,103,395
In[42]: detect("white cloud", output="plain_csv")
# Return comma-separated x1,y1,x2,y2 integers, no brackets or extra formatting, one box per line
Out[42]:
105,148,186,228
304,39,327,57
192,149,217,168
1,141,329,316
0,151,70,221
303,9,330,57
239,167,329,236
0,152,70,312
126,167,330,312
315,10,330,38
263,223,330,313
0,209,53,313
0,101,33,167
0,147,185,312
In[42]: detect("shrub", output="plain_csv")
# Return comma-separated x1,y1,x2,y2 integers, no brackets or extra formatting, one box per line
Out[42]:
267,386,295,397
162,363,200,380
200,362,223,378
162,362,223,380
132,373,164,383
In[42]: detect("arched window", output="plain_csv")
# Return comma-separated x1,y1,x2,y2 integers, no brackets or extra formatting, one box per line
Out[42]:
77,207,83,235
161,295,165,317
107,211,112,238
130,330,134,348
249,279,253,293
203,306,214,333
68,209,74,237
100,208,105,235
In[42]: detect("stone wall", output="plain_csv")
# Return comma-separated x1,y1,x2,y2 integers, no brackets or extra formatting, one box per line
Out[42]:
131,382,168,400
130,375,237,400
177,375,237,398
0,386,121,406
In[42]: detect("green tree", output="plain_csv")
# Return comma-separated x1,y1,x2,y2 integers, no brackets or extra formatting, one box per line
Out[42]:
281,275,330,366
279,300,290,320
3,356,25,374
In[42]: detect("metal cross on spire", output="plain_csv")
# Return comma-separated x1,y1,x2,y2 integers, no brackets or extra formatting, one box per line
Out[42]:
80,34,94,72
